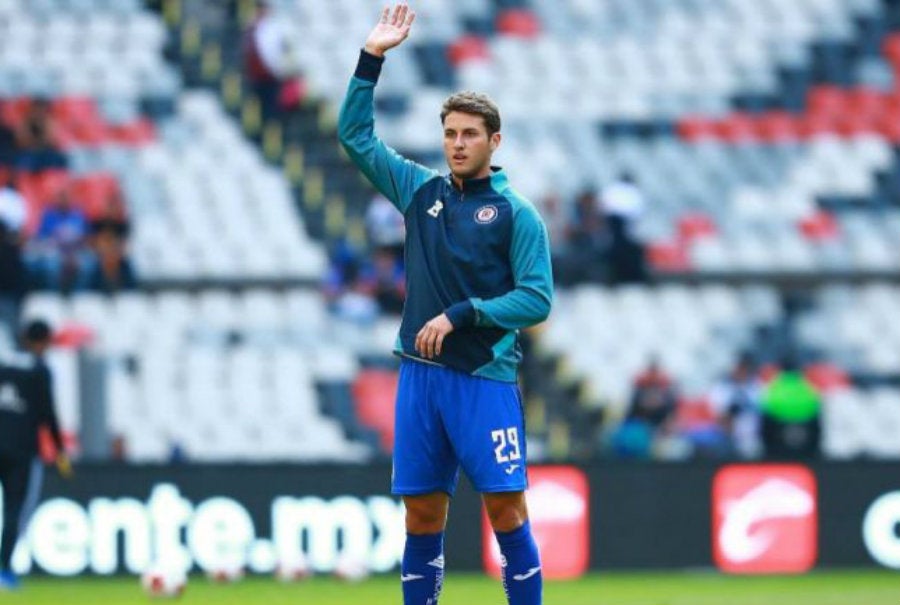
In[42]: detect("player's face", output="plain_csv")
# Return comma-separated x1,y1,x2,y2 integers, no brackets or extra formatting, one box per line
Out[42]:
443,111,500,182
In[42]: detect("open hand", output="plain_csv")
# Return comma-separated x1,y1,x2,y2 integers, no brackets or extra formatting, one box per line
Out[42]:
415,313,454,359
364,3,416,57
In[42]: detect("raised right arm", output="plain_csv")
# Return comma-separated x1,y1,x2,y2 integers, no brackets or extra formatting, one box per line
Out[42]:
337,4,435,213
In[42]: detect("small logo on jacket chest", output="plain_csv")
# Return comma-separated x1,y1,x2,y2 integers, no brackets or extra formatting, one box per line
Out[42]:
474,205,498,224
427,200,444,218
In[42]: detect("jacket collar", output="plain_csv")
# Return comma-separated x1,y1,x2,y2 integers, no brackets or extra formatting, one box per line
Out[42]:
450,166,506,193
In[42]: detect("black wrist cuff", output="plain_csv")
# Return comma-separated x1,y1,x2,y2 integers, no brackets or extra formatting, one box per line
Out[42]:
445,300,476,328
355,49,385,82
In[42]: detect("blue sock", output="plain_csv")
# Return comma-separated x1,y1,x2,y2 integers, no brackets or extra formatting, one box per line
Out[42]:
495,520,542,605
401,532,445,605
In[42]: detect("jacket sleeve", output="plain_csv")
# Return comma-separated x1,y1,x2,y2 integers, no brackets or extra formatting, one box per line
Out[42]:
338,50,437,213
445,203,554,330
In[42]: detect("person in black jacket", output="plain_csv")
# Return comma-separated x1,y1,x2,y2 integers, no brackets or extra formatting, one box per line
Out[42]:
0,319,71,590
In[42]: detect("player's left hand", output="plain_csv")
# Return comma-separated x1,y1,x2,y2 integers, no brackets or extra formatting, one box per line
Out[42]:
415,313,454,359
55,453,73,480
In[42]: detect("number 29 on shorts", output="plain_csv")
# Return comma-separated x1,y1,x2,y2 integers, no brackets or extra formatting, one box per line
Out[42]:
491,427,521,464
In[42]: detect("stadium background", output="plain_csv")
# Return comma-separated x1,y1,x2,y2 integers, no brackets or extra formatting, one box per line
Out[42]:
0,0,899,600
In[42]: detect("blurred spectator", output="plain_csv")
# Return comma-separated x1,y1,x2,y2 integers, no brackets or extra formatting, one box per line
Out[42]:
81,229,137,293
0,118,17,167
168,440,187,464
323,240,379,324
558,188,608,284
0,168,27,331
709,353,764,459
538,191,569,256
89,188,131,240
601,172,648,284
80,188,136,293
14,99,67,172
760,358,821,459
613,357,678,458
27,185,89,291
365,193,405,256
370,245,405,315
110,435,127,462
242,0,304,121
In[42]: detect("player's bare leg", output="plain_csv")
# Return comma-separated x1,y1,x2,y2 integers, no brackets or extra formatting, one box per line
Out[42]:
484,491,542,605
403,492,449,534
401,493,449,604
483,491,528,532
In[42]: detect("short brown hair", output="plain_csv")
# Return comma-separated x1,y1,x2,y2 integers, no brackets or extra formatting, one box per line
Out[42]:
440,91,501,137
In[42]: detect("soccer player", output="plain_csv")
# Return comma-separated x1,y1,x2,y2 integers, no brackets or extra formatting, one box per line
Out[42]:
0,319,71,590
338,4,553,604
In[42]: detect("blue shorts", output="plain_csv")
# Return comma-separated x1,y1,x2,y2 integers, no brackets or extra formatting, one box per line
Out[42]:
392,358,528,496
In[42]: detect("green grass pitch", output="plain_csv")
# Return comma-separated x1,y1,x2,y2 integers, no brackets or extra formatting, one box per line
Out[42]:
11,569,898,604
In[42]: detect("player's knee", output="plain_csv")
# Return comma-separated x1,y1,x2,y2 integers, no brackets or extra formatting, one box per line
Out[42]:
405,510,446,534
486,507,526,533
483,493,528,532
404,497,448,533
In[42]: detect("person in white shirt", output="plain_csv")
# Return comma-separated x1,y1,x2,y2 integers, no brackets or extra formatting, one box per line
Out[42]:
242,0,302,119
709,355,764,459
601,172,648,284
0,174,26,235
0,168,27,333
601,171,644,225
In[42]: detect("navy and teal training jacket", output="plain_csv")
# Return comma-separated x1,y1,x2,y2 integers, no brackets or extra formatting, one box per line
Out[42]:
338,50,553,383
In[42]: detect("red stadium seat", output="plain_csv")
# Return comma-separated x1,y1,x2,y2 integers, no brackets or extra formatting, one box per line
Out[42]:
52,322,95,348
496,9,541,38
675,116,719,141
798,211,839,241
647,241,690,272
807,86,846,119
756,111,801,142
876,113,900,142
52,97,100,127
0,97,30,127
803,363,850,393
70,118,110,147
36,169,70,201
52,122,80,149
883,34,900,70
351,369,398,451
834,108,878,137
797,113,837,139
847,88,888,119
677,212,717,242
51,97,109,147
109,119,156,146
71,173,119,217
447,35,490,66
716,113,759,143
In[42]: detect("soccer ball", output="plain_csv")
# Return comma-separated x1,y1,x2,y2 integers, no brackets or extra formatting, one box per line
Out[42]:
332,554,370,583
140,564,186,598
205,564,245,583
274,553,312,582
